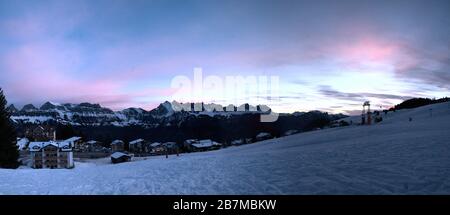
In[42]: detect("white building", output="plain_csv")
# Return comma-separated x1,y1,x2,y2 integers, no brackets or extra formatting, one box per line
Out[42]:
29,140,74,169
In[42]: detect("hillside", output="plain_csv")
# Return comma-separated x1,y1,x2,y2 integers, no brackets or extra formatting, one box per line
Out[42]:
0,102,449,194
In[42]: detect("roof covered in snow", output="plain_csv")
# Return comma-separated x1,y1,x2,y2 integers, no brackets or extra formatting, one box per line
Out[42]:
65,136,82,142
150,142,161,147
28,141,73,152
111,152,130,159
192,139,221,148
129,139,145,145
29,142,45,152
256,132,271,138
163,142,177,148
86,140,98,145
184,139,198,144
43,141,59,148
58,141,72,151
111,140,124,145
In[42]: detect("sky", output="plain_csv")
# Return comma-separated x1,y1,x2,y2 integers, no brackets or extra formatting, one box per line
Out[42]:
0,0,449,114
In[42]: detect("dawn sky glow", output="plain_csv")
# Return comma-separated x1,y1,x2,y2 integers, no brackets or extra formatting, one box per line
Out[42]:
0,0,449,114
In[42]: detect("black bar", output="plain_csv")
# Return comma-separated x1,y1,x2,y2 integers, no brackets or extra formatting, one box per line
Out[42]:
1,195,449,214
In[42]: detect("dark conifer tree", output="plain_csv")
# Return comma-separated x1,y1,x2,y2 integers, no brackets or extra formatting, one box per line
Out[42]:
0,88,19,168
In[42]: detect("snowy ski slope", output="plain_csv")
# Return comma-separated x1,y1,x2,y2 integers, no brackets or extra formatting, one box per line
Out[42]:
0,102,449,194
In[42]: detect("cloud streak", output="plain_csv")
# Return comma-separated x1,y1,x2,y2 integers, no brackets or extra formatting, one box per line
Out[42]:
318,85,414,102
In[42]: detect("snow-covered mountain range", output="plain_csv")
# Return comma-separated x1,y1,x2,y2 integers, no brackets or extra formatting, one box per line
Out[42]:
7,101,272,127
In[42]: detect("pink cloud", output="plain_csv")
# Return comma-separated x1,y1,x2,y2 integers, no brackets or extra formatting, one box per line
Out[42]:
1,40,177,110
333,37,398,63
192,35,406,71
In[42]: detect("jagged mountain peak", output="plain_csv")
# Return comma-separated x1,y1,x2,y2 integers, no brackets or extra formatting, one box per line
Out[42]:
21,104,37,112
6,104,18,113
121,107,147,114
148,101,175,117
40,101,61,110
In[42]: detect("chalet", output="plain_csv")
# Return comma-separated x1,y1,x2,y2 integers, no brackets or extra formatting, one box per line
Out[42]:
25,125,56,141
129,138,145,153
111,152,131,164
86,140,103,152
111,140,125,152
255,132,272,141
150,142,161,148
163,142,178,154
190,139,221,152
149,142,164,154
29,141,74,169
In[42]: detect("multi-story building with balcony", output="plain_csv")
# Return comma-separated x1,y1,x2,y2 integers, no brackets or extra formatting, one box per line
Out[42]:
29,141,74,169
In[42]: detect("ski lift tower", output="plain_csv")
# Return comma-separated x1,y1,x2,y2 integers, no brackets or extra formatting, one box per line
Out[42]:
361,101,371,125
